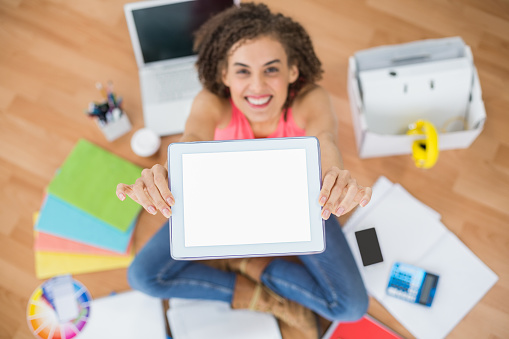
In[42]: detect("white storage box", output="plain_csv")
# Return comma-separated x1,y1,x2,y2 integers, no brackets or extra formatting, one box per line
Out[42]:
348,38,486,158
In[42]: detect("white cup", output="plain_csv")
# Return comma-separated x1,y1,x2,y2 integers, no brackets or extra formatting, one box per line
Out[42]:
131,128,161,157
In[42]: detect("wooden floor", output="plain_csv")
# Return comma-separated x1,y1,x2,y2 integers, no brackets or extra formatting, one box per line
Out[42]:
1,0,508,337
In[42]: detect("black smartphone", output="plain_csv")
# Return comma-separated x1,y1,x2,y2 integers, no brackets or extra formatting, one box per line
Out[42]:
355,227,384,266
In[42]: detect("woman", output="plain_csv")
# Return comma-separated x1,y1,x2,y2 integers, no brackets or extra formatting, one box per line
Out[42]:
117,3,371,338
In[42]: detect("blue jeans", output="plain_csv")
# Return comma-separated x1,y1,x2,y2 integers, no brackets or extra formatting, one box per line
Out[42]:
128,216,368,321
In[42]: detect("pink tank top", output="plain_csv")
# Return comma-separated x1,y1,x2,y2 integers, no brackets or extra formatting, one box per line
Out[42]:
214,101,306,140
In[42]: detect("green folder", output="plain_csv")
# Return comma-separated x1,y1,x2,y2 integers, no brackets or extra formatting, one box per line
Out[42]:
48,139,143,232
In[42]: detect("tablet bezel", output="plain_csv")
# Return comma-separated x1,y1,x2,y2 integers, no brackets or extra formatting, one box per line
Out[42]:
167,137,325,260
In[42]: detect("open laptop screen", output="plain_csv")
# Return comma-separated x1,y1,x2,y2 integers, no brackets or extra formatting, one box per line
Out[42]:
132,0,233,64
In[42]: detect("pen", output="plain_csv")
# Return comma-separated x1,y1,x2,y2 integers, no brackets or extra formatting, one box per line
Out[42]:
106,81,116,108
95,82,108,100
116,97,123,110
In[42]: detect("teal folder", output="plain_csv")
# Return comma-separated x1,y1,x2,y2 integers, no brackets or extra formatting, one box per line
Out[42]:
35,194,135,253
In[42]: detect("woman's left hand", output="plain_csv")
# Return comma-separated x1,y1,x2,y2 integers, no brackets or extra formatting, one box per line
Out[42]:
318,167,372,220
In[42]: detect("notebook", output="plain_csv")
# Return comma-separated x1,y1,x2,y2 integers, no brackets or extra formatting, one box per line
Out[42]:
124,0,237,136
167,298,281,339
79,291,167,339
322,315,403,339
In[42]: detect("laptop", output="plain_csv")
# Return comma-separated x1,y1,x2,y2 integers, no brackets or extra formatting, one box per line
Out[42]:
124,0,237,136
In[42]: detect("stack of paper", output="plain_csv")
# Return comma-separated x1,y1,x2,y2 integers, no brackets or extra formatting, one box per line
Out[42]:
343,176,498,339
33,139,143,278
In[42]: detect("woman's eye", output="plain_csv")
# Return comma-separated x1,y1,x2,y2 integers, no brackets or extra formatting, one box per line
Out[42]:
236,69,249,75
266,67,279,73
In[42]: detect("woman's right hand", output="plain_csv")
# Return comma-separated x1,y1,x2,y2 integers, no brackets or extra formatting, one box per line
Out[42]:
116,164,175,218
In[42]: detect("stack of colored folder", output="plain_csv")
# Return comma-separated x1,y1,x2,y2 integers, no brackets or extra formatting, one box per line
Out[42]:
34,139,143,279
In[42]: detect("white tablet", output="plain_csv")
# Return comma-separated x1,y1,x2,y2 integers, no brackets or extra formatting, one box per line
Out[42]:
167,137,325,260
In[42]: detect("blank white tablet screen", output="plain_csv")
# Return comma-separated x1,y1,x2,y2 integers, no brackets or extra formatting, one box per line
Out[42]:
182,149,311,247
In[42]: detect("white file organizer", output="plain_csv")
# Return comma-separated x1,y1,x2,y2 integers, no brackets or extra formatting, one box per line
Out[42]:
348,37,486,158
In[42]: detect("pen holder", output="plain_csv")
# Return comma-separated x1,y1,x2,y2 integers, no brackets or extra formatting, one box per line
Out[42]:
86,82,132,142
97,111,132,142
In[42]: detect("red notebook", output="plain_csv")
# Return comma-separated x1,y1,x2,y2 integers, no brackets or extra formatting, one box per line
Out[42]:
322,315,402,339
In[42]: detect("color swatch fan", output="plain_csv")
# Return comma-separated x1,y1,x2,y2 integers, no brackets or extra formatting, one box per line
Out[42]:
27,276,91,339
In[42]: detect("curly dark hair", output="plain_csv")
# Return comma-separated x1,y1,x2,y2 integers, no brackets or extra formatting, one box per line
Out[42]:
193,2,323,111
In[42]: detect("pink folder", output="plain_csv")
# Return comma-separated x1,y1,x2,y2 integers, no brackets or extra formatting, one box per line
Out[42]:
34,231,133,257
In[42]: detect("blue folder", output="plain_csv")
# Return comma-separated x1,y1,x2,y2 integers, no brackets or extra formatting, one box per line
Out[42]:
35,194,136,253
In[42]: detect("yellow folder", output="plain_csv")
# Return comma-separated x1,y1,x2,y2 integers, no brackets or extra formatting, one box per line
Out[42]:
34,250,134,279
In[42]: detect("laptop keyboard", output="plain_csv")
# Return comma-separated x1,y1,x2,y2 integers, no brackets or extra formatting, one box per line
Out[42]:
143,67,201,104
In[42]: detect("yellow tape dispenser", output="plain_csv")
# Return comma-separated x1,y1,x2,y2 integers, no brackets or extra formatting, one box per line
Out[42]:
407,120,439,169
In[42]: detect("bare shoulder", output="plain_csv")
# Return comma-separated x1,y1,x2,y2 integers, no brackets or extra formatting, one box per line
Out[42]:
182,89,230,141
292,85,335,126
295,84,330,105
191,89,230,119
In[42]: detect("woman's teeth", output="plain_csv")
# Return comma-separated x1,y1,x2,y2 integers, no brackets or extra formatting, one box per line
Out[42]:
246,96,271,106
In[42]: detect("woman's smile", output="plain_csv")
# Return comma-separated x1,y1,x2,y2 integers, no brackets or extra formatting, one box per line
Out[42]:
245,95,273,108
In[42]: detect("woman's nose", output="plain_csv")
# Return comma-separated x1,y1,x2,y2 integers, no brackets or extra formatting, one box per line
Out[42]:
250,73,265,92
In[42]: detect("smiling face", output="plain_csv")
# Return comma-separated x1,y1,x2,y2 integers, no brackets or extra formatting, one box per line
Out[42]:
221,36,299,129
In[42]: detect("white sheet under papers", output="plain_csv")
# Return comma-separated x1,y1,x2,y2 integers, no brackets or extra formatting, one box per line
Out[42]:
79,290,166,339
344,177,498,339
168,298,282,339
343,177,441,234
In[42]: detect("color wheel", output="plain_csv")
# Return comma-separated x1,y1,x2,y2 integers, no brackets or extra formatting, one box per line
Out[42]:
27,279,91,339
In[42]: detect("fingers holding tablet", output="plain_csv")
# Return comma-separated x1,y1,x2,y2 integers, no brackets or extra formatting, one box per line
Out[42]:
117,164,175,218
318,168,372,220
319,167,340,219
116,183,134,203
144,164,174,218
338,184,372,216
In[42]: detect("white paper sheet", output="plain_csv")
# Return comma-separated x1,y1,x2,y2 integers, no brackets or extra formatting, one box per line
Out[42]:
168,298,282,339
79,291,166,339
344,176,441,235
343,176,394,234
344,177,498,339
